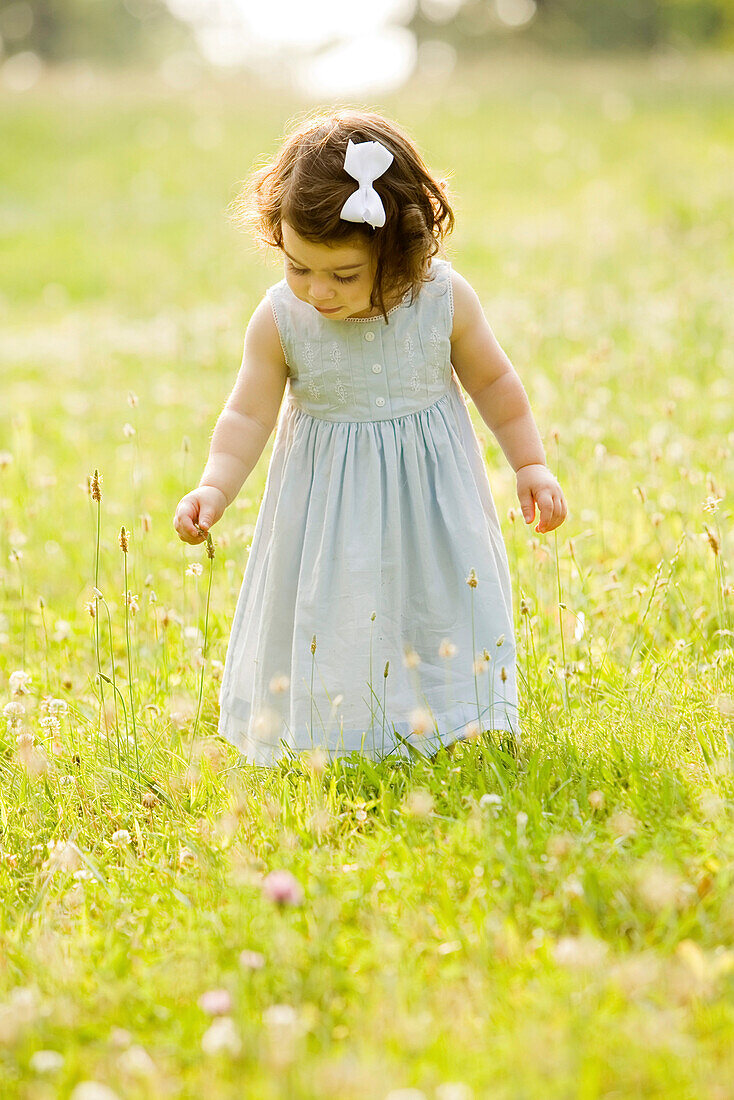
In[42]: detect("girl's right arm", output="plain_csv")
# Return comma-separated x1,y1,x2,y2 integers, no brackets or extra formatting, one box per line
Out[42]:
173,297,288,545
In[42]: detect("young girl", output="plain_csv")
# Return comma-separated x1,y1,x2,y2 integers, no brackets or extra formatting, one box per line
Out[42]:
174,109,568,767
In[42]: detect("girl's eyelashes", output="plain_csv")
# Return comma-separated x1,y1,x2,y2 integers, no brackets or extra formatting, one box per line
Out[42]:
288,265,358,285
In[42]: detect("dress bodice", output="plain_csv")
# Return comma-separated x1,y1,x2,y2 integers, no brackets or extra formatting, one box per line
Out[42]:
266,257,455,423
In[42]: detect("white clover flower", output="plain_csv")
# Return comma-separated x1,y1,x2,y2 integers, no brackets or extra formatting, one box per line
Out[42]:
111,829,131,848
9,670,32,695
201,1016,241,1056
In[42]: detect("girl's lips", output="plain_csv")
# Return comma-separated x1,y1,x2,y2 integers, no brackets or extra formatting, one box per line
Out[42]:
315,305,341,314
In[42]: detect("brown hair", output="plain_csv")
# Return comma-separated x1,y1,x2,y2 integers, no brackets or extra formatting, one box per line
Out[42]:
228,108,456,323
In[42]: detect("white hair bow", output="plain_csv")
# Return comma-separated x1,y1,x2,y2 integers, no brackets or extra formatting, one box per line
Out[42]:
339,138,394,229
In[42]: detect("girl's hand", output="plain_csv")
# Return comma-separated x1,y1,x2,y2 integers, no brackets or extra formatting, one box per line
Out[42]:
516,463,568,535
173,486,227,545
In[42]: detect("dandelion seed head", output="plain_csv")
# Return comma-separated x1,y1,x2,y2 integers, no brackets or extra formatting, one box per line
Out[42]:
438,638,457,659
268,674,290,694
404,788,434,819
409,707,433,735
403,646,421,669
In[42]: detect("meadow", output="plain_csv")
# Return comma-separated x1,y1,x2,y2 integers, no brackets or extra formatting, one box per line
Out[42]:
1,50,733,1099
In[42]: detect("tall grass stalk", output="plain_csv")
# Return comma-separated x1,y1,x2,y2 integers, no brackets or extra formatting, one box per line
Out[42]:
119,525,141,786
189,531,215,760
89,469,113,770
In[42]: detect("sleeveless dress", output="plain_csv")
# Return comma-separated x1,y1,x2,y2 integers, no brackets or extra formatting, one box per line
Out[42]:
217,257,520,766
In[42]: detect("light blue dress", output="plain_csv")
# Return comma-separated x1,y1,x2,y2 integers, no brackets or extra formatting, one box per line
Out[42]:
218,257,519,765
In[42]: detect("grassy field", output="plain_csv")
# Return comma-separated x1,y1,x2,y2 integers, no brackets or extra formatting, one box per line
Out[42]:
1,51,733,1099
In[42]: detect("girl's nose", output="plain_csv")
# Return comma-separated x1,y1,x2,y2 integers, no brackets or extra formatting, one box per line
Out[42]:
310,278,334,302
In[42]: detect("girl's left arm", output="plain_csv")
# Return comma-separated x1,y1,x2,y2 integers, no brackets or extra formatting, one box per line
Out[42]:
449,269,568,535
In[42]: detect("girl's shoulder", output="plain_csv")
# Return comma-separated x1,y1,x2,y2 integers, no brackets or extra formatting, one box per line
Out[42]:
446,265,486,344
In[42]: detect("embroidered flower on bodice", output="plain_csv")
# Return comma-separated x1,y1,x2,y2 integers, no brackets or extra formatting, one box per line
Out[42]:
303,339,322,401
330,341,348,404
429,325,443,385
405,334,420,393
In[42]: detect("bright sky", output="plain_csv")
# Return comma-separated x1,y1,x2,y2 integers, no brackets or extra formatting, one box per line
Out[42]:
166,0,422,95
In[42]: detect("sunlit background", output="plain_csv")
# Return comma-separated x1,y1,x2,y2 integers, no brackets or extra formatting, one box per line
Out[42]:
1,0,733,98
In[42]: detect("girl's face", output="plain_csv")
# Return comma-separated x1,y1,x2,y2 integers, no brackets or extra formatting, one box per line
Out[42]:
281,222,380,320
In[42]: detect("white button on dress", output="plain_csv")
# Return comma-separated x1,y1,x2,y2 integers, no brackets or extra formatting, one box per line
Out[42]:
371,364,382,374
375,397,385,407
364,331,375,342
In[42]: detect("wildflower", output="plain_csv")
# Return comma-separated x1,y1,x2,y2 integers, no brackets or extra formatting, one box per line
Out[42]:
507,507,518,523
588,790,605,811
70,1082,123,1100
122,423,136,439
179,847,196,867
119,526,129,553
472,657,487,676
111,829,131,849
201,1016,241,1056
53,619,72,642
239,949,265,970
127,391,138,408
140,513,152,533
126,592,139,616
702,495,722,514
553,934,608,970
0,452,14,470
186,563,203,576
466,568,478,588
9,670,32,695
84,600,96,618
409,707,433,735
198,989,233,1016
3,701,25,727
116,1045,155,1078
404,789,434,819
496,634,505,646
262,869,304,906
519,599,531,617
715,693,734,718
44,839,83,873
500,667,508,682
439,638,457,659
206,532,215,559
29,1050,64,1074
479,793,502,808
403,646,421,670
268,674,290,694
634,485,646,503
9,547,23,563
311,634,317,655
17,734,49,778
384,660,390,678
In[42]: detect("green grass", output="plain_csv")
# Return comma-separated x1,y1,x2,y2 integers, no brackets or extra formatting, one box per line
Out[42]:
1,52,733,1099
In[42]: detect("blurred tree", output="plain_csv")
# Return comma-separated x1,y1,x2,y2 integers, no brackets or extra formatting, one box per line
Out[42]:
0,0,193,63
409,0,734,52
